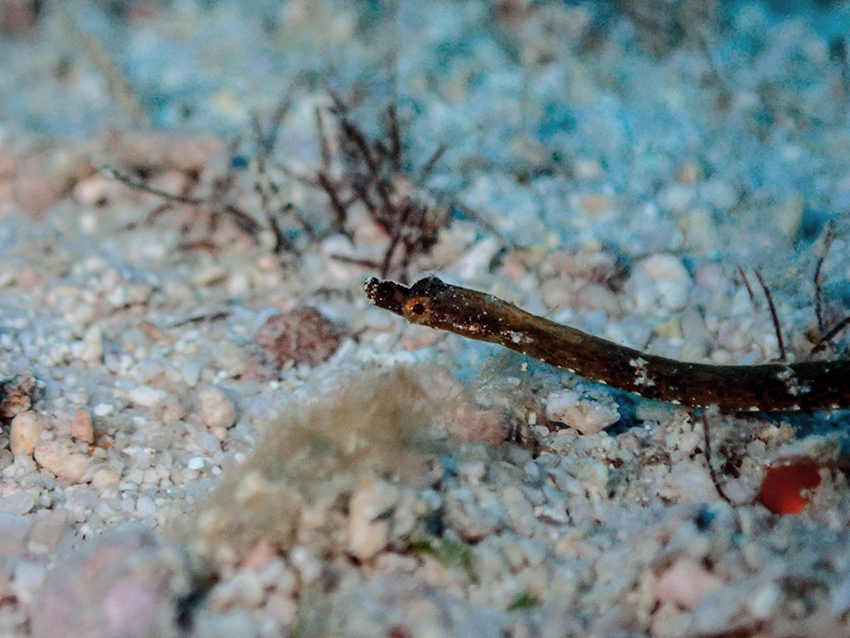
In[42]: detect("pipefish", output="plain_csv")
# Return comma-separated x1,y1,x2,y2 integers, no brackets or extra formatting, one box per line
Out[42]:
365,276,850,413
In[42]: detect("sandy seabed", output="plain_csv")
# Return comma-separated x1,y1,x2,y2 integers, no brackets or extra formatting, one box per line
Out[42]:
1,1,850,636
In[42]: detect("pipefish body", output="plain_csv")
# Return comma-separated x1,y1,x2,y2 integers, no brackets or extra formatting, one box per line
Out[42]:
365,276,850,413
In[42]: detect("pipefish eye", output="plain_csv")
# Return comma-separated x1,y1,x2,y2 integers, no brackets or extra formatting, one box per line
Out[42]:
403,296,431,321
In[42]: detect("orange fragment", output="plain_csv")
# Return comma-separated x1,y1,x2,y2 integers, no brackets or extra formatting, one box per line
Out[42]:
756,462,821,515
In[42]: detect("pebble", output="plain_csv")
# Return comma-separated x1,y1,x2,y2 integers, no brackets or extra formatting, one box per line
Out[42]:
28,510,70,554
72,174,111,207
545,388,619,435
9,411,46,455
179,360,203,387
31,525,193,638
208,571,266,611
78,324,104,363
255,307,343,369
34,440,90,482
0,489,36,515
197,385,237,430
0,372,36,418
458,461,487,487
70,408,94,444
449,404,511,446
446,487,506,542
92,403,114,417
12,560,46,606
654,557,722,611
0,513,32,556
348,476,401,561
629,254,693,312
126,385,168,407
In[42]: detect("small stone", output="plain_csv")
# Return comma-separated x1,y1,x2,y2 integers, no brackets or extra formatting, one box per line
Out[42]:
255,307,342,369
11,560,46,606
747,582,781,620
655,557,721,611
289,546,323,585
208,572,265,611
580,193,613,215
135,495,157,518
458,461,487,486
545,388,619,435
78,325,104,364
445,487,506,542
0,513,32,556
0,490,35,515
197,385,237,430
10,411,46,455
677,161,703,186
126,385,167,407
70,409,94,444
72,174,111,207
28,510,70,554
348,476,401,561
34,440,89,482
0,372,36,419
179,361,203,387
14,169,59,217
192,266,228,287
31,525,193,638
92,403,114,417
658,183,694,212
91,468,120,489
449,404,510,446
630,254,693,312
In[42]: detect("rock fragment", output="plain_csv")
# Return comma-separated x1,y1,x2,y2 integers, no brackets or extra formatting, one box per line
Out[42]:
31,525,193,638
197,385,237,430
70,408,95,444
0,372,37,421
9,411,45,455
545,387,619,435
34,440,89,482
255,307,342,369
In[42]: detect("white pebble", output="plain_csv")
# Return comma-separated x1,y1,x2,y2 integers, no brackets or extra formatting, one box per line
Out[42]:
91,468,121,489
0,490,35,515
630,254,693,312
79,324,103,363
747,582,781,620
92,403,114,417
72,174,110,206
545,389,619,435
126,385,168,407
187,457,205,471
289,546,323,585
348,477,400,561
136,495,157,518
196,385,237,430
10,412,46,456
34,440,89,482
180,361,202,387
654,557,721,611
11,560,46,607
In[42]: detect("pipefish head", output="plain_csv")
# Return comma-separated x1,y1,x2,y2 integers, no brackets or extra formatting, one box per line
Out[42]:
365,276,508,339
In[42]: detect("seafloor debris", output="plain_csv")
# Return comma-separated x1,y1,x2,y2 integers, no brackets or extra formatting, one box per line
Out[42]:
254,306,343,370
0,371,37,423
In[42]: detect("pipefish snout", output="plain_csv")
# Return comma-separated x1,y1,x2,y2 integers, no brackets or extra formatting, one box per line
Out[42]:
365,276,850,413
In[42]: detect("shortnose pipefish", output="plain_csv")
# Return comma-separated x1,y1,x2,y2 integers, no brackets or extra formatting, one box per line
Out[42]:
365,276,850,413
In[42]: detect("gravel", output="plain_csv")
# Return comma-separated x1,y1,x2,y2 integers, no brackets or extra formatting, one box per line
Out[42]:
0,1,850,637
